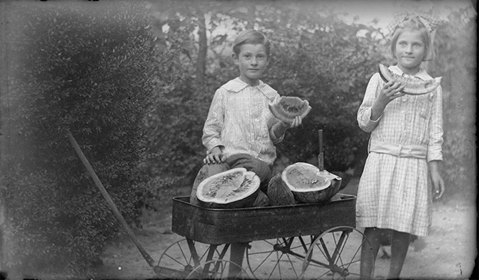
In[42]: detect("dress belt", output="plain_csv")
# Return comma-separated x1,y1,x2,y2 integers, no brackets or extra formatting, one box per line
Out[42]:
369,141,427,159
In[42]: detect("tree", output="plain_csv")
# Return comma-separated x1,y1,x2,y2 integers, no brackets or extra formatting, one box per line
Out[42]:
1,2,158,276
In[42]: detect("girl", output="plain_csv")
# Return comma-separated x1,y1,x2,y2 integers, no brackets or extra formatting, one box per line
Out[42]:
356,15,445,279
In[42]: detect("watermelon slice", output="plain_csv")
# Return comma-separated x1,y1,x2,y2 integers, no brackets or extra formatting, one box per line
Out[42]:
378,64,442,95
269,96,311,123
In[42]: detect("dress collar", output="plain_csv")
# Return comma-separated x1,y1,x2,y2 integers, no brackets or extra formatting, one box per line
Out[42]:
389,65,433,80
221,77,277,100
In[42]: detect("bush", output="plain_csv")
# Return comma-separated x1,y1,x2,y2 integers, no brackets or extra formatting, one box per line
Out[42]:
430,9,476,201
2,2,157,276
143,9,385,180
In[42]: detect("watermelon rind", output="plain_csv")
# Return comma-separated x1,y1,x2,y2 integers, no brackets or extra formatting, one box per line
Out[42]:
267,173,296,206
197,168,260,209
378,64,442,95
269,96,312,123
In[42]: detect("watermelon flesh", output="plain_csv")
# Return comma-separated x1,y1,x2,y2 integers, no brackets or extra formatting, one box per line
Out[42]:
197,168,260,208
269,96,311,123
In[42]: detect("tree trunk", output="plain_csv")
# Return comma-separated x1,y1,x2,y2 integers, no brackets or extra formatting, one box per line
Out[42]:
195,10,207,88
245,3,255,30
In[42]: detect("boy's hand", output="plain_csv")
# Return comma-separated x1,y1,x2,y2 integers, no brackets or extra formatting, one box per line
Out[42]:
282,116,302,128
289,116,302,128
204,146,224,164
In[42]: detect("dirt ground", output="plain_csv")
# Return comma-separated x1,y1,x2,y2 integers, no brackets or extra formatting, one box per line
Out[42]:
95,178,477,279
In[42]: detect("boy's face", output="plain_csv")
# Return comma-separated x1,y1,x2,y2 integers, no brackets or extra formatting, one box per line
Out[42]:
233,43,269,85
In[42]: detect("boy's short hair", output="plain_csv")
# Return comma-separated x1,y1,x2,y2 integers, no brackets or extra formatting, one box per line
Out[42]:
232,30,271,57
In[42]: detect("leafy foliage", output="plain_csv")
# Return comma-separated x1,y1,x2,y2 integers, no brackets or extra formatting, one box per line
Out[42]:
260,9,384,171
428,8,476,200
1,1,475,277
3,2,157,276
143,3,386,180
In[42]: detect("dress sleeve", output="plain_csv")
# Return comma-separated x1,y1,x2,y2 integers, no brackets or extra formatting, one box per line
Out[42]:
357,73,383,133
427,86,444,162
202,88,225,153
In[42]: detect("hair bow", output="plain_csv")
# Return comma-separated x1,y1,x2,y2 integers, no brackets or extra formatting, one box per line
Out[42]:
387,12,444,35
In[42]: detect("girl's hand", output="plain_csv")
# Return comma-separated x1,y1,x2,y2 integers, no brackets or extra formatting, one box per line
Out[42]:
371,80,406,120
431,172,445,200
429,161,445,200
204,146,224,164
378,80,406,105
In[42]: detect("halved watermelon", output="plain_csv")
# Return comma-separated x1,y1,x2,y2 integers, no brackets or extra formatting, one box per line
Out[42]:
378,64,442,95
269,96,312,123
197,168,260,208
282,162,341,203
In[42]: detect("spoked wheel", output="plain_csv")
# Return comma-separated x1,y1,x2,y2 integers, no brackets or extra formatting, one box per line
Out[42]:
246,236,316,279
186,259,251,279
156,239,229,279
301,226,369,279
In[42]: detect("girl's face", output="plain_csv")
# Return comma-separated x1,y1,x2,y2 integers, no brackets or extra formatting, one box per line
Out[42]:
394,29,427,74
233,43,269,85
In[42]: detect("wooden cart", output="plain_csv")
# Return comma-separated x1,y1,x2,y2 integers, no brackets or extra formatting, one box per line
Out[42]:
156,191,367,279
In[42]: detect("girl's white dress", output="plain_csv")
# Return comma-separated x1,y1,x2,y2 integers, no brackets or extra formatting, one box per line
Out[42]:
356,65,443,236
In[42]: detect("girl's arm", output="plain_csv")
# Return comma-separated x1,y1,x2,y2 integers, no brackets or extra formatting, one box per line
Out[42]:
357,73,405,132
358,73,383,132
427,86,444,162
427,86,445,199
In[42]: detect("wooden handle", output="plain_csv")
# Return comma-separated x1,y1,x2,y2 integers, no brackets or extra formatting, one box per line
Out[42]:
318,129,324,171
67,132,157,269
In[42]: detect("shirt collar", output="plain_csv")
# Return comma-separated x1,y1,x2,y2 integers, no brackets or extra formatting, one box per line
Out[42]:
389,65,433,80
222,77,277,100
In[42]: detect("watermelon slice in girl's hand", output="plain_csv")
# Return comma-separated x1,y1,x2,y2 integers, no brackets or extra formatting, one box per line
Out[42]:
269,96,312,123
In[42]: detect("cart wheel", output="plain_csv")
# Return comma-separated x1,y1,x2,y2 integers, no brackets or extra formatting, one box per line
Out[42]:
301,226,369,279
186,259,250,279
246,236,315,279
156,239,228,279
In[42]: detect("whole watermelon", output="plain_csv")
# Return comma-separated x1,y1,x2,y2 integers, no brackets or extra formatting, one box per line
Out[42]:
252,190,270,207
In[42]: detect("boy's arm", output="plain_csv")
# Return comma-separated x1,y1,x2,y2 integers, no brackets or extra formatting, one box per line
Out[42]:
270,116,302,144
271,121,289,143
202,89,225,153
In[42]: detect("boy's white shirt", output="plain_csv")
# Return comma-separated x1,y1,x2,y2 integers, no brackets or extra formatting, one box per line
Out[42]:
202,78,285,165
